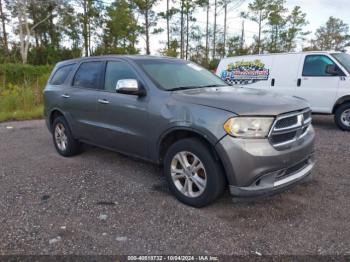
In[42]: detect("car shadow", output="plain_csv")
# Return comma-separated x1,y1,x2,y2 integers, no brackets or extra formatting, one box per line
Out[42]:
311,115,338,131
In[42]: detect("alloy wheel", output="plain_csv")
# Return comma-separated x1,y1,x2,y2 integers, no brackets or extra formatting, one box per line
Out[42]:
170,151,207,198
54,123,68,151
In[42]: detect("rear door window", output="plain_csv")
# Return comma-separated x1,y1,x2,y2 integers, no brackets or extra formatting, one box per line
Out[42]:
73,61,104,89
50,64,75,85
302,55,336,77
104,61,138,92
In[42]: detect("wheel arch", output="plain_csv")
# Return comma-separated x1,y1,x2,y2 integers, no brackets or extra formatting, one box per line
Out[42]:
332,96,350,114
48,109,65,131
158,127,216,161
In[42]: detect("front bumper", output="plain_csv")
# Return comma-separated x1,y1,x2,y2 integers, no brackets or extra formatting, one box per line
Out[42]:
215,126,315,197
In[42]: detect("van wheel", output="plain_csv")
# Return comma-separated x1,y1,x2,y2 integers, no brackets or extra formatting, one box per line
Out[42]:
334,103,350,131
163,138,225,207
52,116,81,157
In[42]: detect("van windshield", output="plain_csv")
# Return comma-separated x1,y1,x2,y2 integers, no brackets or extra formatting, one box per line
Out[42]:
136,59,227,91
332,53,350,74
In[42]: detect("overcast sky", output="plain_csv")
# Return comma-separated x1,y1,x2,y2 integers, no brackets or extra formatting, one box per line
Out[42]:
145,0,350,55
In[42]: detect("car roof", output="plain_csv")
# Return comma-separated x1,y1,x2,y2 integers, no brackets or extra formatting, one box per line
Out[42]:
55,55,179,67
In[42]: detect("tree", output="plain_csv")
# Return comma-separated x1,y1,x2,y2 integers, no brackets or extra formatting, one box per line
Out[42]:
9,0,52,63
313,16,350,51
98,0,139,54
220,0,244,57
134,0,161,55
282,6,309,52
226,35,248,56
0,0,9,56
75,0,103,57
158,0,178,51
265,0,287,53
244,0,272,54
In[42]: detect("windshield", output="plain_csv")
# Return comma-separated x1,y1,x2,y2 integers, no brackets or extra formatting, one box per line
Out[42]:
136,59,227,91
332,53,350,73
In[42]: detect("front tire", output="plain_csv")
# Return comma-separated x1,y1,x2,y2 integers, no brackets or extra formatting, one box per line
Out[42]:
164,138,225,207
334,103,350,131
52,116,81,157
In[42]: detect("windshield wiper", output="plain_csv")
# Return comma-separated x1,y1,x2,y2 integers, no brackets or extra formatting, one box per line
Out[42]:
168,84,226,91
199,84,226,88
168,86,202,91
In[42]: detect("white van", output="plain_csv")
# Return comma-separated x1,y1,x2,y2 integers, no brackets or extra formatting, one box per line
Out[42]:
216,51,350,130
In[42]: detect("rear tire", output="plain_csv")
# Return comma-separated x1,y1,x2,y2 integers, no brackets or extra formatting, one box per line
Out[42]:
164,138,225,207
52,116,81,157
334,103,350,131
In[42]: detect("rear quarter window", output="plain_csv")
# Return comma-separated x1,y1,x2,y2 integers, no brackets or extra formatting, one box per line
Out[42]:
50,64,75,85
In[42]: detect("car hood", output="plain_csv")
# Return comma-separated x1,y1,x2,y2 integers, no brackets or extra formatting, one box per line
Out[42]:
172,86,309,116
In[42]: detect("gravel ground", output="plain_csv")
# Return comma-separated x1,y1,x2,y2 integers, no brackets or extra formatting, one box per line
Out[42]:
0,115,349,256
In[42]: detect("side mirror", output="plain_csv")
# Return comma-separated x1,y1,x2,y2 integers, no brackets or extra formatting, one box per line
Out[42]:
116,79,146,96
325,64,340,76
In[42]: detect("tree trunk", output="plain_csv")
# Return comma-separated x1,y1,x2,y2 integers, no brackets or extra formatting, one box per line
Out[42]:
205,1,209,65
88,0,92,55
82,0,89,56
212,0,217,60
180,0,184,59
23,11,30,64
166,0,170,50
0,0,8,55
240,19,245,51
223,0,227,57
145,7,150,55
185,0,189,60
257,11,262,54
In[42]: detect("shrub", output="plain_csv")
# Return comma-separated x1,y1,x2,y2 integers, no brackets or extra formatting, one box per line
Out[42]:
0,63,51,122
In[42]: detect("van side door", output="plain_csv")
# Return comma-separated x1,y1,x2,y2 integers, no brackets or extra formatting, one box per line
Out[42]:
295,54,343,113
95,60,149,158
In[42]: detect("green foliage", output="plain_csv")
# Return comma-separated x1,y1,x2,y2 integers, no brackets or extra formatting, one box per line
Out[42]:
0,64,52,86
281,6,309,52
95,0,140,55
313,17,350,51
0,64,50,122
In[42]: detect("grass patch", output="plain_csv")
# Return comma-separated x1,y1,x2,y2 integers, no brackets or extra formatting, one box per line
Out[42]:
0,63,50,123
0,106,43,122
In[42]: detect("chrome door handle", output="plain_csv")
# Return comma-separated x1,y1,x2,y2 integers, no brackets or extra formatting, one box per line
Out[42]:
61,94,70,98
98,99,110,104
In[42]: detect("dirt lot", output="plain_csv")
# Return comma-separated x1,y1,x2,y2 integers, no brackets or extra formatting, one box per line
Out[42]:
0,116,349,256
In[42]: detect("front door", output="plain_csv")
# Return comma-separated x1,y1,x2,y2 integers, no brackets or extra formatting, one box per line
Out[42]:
295,54,341,113
96,60,149,158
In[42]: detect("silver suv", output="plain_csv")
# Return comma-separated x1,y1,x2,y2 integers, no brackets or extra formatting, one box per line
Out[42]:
44,56,315,207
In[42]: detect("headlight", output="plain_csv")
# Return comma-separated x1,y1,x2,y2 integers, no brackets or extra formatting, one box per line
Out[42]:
224,117,274,138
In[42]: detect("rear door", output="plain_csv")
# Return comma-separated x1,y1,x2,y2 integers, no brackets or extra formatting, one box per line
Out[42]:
295,54,341,113
64,60,104,141
95,60,149,158
269,54,303,96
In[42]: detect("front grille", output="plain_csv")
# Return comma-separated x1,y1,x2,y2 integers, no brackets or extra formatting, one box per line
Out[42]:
270,131,297,144
274,116,298,129
269,109,312,149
